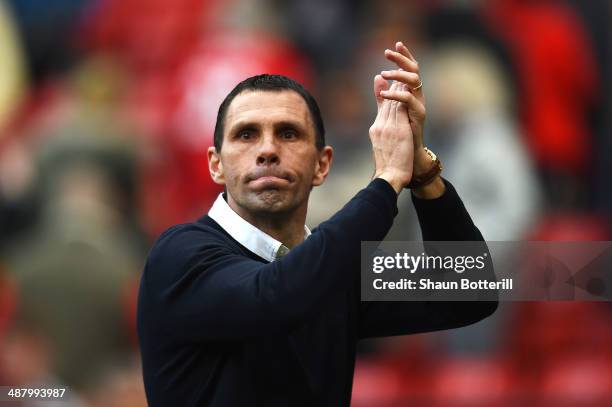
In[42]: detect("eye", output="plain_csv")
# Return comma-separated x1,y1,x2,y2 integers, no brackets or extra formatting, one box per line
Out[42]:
237,130,254,140
281,129,298,140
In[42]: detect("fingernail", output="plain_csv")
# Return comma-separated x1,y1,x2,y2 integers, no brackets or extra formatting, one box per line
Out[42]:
380,90,389,95
381,70,390,75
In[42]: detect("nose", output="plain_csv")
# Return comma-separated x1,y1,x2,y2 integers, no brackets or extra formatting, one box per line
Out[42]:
256,134,280,166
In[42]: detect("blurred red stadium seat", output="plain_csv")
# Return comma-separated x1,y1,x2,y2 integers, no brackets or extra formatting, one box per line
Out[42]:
0,268,17,339
538,356,612,407
352,357,403,407
429,357,515,406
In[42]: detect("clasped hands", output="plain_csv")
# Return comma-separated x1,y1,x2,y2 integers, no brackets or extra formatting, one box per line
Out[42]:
370,41,443,197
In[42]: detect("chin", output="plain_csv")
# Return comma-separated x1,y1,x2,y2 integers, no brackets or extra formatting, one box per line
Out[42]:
251,190,292,212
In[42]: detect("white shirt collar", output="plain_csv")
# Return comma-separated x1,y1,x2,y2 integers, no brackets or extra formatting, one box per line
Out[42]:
208,193,311,262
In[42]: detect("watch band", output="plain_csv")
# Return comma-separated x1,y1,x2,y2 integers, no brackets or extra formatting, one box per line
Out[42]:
406,147,443,189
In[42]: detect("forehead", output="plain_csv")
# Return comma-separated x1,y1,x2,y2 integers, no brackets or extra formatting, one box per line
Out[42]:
225,90,313,130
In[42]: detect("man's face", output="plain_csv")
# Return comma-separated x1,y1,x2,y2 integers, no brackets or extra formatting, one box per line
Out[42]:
208,90,332,217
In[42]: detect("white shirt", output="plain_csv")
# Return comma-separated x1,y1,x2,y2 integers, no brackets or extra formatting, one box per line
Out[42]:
208,193,311,262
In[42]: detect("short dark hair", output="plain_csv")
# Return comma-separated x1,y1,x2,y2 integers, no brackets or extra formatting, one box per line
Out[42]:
213,74,325,152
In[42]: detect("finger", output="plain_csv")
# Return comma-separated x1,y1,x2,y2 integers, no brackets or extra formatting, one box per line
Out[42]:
392,91,399,126
397,84,412,127
373,74,389,110
380,84,395,123
398,83,411,112
380,81,398,123
384,48,419,73
380,70,421,90
381,88,425,119
395,41,416,62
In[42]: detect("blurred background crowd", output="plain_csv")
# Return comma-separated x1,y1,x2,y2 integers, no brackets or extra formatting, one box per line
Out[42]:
0,0,610,405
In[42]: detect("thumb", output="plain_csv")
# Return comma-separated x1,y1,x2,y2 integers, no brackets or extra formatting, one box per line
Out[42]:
373,74,389,110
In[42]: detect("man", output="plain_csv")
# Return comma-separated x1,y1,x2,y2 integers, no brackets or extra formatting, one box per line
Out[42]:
137,42,497,406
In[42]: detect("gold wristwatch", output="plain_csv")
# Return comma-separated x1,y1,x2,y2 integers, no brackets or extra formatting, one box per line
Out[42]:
406,147,443,189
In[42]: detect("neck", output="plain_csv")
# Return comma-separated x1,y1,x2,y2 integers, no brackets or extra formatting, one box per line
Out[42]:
229,199,307,249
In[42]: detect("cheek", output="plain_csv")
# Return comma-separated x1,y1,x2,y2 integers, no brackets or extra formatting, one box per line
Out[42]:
225,168,242,188
219,158,242,187
294,153,319,183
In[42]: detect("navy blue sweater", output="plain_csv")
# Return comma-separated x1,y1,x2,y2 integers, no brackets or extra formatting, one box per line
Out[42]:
137,178,497,406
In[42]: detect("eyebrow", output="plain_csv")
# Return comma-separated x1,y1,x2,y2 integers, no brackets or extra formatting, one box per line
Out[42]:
228,122,259,134
228,120,308,134
273,121,307,132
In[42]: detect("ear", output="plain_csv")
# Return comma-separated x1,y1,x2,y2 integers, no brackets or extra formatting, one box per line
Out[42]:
207,146,225,185
312,146,333,187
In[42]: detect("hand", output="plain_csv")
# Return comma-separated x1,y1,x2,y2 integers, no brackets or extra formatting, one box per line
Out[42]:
369,77,414,194
379,42,431,175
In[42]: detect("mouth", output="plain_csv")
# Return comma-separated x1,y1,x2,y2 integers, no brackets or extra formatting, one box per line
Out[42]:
247,172,292,189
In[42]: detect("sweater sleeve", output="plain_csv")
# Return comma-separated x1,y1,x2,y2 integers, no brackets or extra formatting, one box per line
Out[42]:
411,178,485,241
358,178,498,339
138,179,398,343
